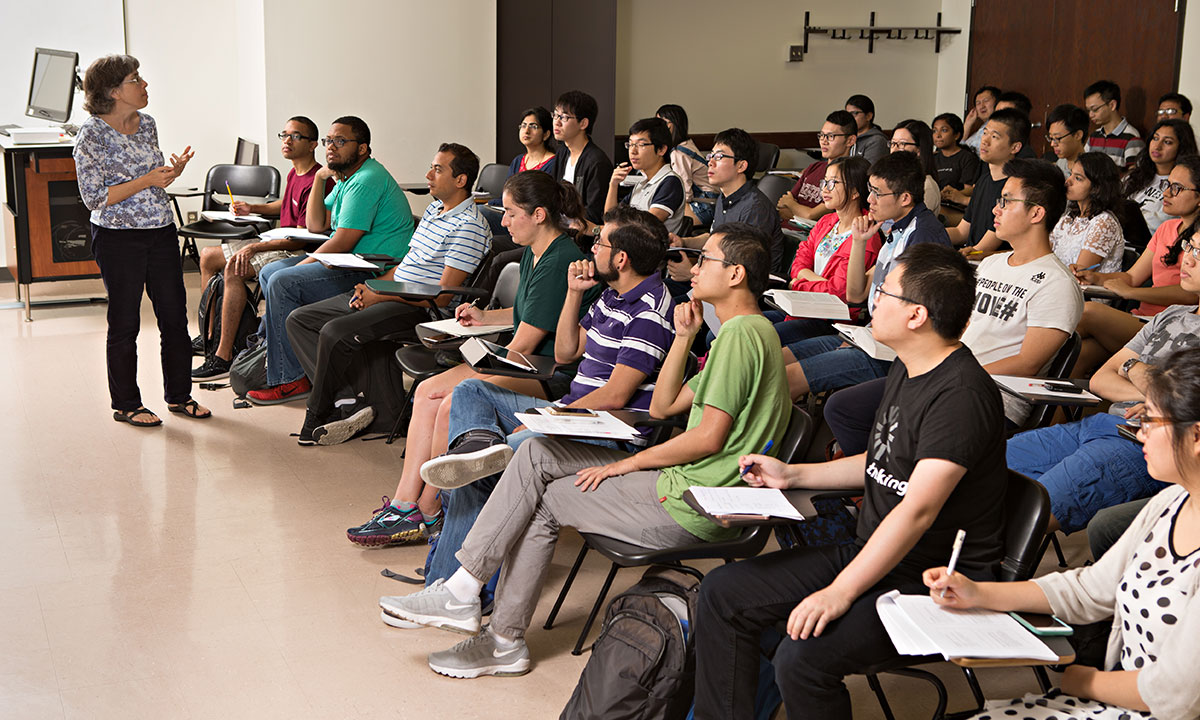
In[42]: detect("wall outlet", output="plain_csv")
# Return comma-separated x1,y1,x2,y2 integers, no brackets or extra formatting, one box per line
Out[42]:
186,211,199,224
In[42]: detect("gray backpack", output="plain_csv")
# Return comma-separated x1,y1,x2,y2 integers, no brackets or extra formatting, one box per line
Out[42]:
229,333,268,397
560,566,699,720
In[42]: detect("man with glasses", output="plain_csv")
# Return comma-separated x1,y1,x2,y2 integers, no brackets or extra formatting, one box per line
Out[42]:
1045,104,1089,177
192,115,335,380
779,110,858,224
378,224,789,680
946,108,1029,252
1083,80,1144,169
592,117,685,234
248,115,414,405
1157,92,1192,123
551,90,614,226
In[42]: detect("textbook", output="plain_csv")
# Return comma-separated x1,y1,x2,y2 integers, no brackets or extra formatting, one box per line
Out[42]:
764,289,851,320
688,486,806,521
832,323,897,362
258,227,331,243
417,317,514,339
876,591,1059,661
200,210,266,223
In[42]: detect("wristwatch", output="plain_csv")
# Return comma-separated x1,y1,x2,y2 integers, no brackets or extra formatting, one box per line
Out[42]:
1120,357,1141,378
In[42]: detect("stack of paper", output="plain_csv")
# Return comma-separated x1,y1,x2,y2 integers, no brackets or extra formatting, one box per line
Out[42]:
688,486,805,520
833,323,897,362
417,317,514,338
512,409,639,440
211,191,271,205
311,253,380,270
200,210,266,223
765,290,850,320
258,227,331,242
876,591,1058,660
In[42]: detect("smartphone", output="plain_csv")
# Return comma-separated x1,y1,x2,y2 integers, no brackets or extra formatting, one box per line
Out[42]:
423,332,455,343
1008,611,1073,636
546,407,597,417
1042,381,1083,394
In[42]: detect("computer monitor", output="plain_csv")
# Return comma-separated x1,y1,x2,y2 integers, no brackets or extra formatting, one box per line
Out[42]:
26,48,79,123
234,137,260,165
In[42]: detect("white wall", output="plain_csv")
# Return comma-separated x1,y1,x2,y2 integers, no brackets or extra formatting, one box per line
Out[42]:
1179,2,1200,107
933,0,972,117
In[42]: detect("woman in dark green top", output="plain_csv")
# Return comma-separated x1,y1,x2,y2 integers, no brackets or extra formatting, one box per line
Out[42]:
346,172,593,545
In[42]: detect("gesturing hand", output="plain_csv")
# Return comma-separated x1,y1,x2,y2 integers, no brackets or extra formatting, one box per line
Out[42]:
168,146,194,177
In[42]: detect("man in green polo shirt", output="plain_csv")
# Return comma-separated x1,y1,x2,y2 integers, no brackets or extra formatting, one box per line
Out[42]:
376,222,790,679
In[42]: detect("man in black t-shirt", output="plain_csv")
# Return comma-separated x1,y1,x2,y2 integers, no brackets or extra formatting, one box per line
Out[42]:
946,108,1029,252
693,243,1008,719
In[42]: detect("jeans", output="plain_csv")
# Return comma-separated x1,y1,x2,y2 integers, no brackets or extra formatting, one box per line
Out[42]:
774,315,837,347
1007,413,1165,534
790,335,892,393
259,256,375,386
89,223,191,411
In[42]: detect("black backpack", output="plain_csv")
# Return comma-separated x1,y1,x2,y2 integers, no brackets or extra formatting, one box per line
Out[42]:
560,566,699,720
197,274,258,360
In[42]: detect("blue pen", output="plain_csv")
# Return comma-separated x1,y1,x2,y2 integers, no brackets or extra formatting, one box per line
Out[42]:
740,439,775,477
1077,262,1102,272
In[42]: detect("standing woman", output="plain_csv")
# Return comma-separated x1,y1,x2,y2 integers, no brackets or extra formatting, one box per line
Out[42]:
73,55,209,426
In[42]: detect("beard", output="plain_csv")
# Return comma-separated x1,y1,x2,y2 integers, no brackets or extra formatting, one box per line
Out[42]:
327,155,355,173
592,256,619,284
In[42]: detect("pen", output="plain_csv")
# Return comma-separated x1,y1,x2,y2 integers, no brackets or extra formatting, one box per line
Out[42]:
940,529,966,598
1077,262,1101,272
740,439,775,477
226,181,235,209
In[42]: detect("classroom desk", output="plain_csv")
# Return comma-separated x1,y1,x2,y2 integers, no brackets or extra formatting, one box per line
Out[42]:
398,182,431,195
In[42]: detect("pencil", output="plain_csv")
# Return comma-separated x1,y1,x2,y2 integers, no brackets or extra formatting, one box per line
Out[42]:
226,181,235,209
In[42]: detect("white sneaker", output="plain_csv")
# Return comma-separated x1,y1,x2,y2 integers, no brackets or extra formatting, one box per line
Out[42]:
420,441,513,489
379,578,481,635
428,627,531,678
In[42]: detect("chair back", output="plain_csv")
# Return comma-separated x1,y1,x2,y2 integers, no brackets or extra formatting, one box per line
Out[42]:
999,470,1053,581
1112,198,1151,250
492,261,521,308
754,141,780,175
476,163,509,196
776,404,815,463
756,174,793,206
1121,246,1140,272
1019,332,1081,431
202,164,282,211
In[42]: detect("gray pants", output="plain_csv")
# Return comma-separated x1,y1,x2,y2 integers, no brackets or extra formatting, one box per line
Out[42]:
455,436,700,638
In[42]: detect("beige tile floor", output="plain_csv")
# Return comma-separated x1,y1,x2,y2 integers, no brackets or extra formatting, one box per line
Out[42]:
0,275,1094,719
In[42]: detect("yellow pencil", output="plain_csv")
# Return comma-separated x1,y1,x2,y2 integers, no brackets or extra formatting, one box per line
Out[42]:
226,181,235,209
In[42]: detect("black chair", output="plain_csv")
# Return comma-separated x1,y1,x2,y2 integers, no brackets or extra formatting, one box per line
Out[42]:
1112,198,1151,251
756,173,793,206
175,164,281,267
476,163,508,197
754,141,781,176
544,404,815,655
1018,332,1082,433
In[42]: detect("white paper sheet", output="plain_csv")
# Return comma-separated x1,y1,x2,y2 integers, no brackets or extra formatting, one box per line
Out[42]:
200,210,265,223
765,289,851,320
991,376,1101,403
311,253,380,270
258,227,331,242
418,317,514,338
687,486,805,521
876,591,1059,660
832,323,897,362
513,410,639,440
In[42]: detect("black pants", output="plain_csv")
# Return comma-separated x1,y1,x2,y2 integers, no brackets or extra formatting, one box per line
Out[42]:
823,378,887,456
90,223,191,411
285,292,425,419
693,543,925,720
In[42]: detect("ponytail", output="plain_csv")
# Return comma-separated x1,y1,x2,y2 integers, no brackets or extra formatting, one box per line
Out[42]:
503,171,587,239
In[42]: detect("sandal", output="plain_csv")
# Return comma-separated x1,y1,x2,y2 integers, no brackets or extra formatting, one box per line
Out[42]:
168,398,212,419
113,406,162,427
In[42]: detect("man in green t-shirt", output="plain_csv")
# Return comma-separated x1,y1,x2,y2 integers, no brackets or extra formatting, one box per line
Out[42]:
377,222,790,679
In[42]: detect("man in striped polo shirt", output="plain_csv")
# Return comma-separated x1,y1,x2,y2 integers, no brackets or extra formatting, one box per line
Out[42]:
286,143,492,445
1083,80,1144,169
404,206,675,587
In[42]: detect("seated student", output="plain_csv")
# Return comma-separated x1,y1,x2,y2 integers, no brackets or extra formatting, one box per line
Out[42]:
693,243,1008,719
1071,155,1200,376
592,117,685,235
413,207,675,587
483,107,558,239
551,89,614,227
778,111,857,224
1124,118,1198,235
1008,246,1200,534
656,103,719,227
377,224,790,678
192,115,333,379
845,94,888,165
285,144,491,445
963,85,1000,151
1052,151,1126,274
248,116,414,404
1157,91,1192,122
929,349,1200,720
888,118,940,213
932,111,981,192
345,171,597,546
1045,103,1089,177
670,128,787,277
1084,79,1145,169
946,108,1029,253
822,159,1082,451
994,91,1038,159
780,152,949,396
776,156,881,341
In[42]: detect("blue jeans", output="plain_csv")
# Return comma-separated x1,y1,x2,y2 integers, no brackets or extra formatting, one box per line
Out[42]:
789,335,892,393
259,256,374,386
1007,413,1165,534
427,379,622,584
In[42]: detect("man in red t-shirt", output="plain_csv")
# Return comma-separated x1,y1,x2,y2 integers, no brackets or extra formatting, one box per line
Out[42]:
778,110,857,225
192,115,334,380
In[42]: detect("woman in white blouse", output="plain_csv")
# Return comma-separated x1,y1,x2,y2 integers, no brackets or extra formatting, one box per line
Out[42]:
1052,152,1126,274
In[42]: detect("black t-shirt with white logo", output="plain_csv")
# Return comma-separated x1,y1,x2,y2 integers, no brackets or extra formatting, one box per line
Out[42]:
856,345,1008,579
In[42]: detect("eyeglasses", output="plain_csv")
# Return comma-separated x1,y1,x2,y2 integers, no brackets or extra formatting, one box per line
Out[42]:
818,178,844,191
867,185,898,199
123,73,145,84
1183,237,1200,260
873,285,920,305
592,239,612,251
518,122,542,131
705,151,736,163
816,132,849,142
1046,132,1072,145
320,137,359,148
995,195,1041,210
1136,415,1195,438
696,253,733,268
1158,107,1182,117
1160,179,1200,197
552,111,576,122
278,132,315,142
1085,103,1108,114
624,141,654,150
888,140,917,150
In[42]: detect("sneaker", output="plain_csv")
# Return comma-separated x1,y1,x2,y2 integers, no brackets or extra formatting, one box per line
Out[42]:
191,355,232,381
346,498,428,547
427,627,531,678
313,406,376,446
247,377,311,405
420,432,513,490
379,578,482,635
296,409,328,447
191,335,205,356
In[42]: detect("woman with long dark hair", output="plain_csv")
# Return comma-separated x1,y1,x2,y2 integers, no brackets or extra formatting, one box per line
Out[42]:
889,119,940,213
1052,151,1125,273
656,103,718,226
1123,118,1198,234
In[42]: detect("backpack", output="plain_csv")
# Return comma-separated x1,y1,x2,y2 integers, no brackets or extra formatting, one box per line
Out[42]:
229,334,268,397
198,274,258,360
560,566,699,720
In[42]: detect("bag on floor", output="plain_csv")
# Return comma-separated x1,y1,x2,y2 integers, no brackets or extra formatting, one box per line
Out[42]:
198,273,258,360
560,565,699,720
229,334,268,397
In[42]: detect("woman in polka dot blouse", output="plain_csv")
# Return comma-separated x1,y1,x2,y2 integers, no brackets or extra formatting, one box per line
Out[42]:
925,346,1200,720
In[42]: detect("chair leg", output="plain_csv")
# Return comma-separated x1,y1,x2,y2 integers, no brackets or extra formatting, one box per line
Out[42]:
962,667,986,709
572,562,620,656
865,674,898,720
1049,533,1067,568
544,545,589,630
1032,666,1052,693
